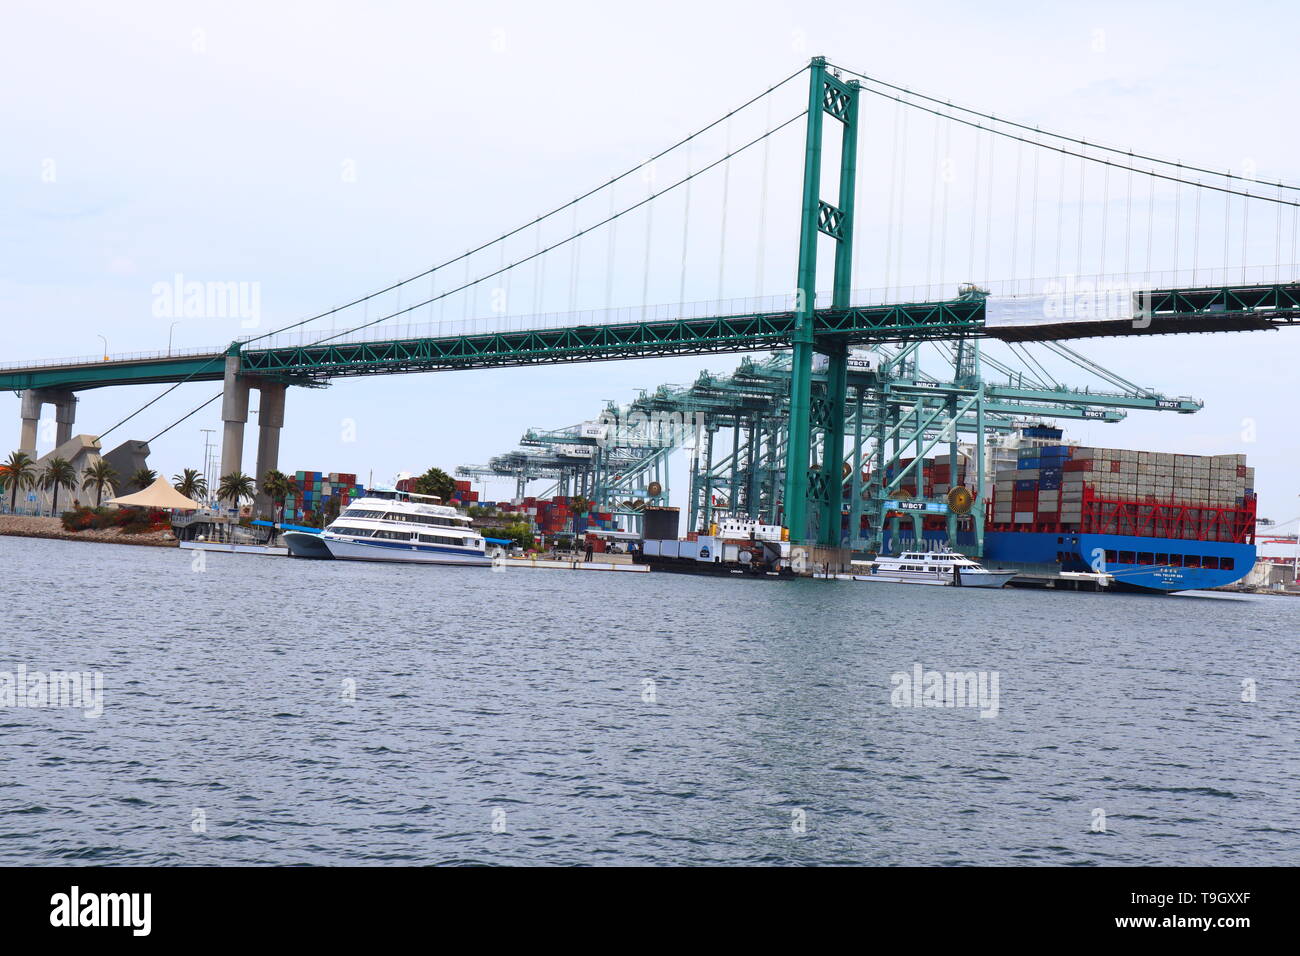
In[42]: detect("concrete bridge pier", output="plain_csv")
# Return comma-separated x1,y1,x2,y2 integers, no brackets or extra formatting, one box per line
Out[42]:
219,355,290,516
253,382,286,515
219,356,250,486
18,388,77,455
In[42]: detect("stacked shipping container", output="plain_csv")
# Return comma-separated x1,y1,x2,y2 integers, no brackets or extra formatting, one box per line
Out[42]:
989,447,1256,543
284,470,365,521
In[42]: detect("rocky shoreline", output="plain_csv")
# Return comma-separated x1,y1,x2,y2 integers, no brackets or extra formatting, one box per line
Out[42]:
0,515,177,547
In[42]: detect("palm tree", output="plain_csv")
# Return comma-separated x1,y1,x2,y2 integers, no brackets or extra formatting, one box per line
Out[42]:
172,468,208,502
81,459,118,507
41,458,78,514
259,469,298,520
0,451,38,512
129,468,157,492
217,472,256,511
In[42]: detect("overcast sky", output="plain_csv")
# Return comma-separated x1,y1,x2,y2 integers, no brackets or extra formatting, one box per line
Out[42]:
3,0,1298,531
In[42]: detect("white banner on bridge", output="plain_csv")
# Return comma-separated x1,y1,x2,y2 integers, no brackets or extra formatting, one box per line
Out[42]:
985,282,1149,329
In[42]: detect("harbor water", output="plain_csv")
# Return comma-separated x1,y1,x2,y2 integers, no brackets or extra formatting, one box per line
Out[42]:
2,535,1297,866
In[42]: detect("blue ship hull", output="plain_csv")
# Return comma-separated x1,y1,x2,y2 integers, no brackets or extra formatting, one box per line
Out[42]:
984,530,1254,593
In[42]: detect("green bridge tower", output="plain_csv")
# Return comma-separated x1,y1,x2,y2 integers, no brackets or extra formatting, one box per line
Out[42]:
783,57,860,547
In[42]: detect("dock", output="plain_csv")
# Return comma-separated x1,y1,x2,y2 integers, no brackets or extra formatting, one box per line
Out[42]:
502,557,649,573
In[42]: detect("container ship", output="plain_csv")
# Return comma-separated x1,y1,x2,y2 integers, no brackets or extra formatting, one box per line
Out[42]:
984,431,1256,593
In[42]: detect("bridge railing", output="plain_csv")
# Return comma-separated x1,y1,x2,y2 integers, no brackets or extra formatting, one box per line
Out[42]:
0,345,222,373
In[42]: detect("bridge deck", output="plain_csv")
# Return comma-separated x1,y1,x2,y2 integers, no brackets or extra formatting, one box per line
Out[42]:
1,282,1296,392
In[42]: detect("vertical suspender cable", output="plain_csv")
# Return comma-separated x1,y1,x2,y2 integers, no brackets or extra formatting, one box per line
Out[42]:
884,100,901,300
570,202,581,312
1172,171,1181,280
434,269,444,329
896,108,910,294
926,113,941,298
1192,182,1202,285
938,120,951,293
1028,135,1040,283
1240,183,1250,282
1275,182,1284,281
1222,173,1232,286
462,255,470,327
1146,170,1156,278
968,126,981,282
605,185,617,314
717,116,732,309
679,138,692,307
499,241,508,328
1123,153,1133,276
1010,141,1023,289
1075,148,1086,278
642,179,654,319
1054,146,1065,280
756,93,773,298
1099,161,1110,280
983,132,994,286
1284,191,1294,273
534,219,545,319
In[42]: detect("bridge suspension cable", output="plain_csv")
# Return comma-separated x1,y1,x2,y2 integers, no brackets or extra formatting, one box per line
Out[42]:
831,62,1300,195
241,64,810,347
296,109,809,350
840,69,1300,209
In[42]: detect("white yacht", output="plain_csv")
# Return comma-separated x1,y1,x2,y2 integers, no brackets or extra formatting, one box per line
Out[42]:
854,549,1017,588
282,488,491,566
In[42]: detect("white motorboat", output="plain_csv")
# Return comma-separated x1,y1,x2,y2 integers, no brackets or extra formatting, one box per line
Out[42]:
850,548,1017,588
282,487,490,566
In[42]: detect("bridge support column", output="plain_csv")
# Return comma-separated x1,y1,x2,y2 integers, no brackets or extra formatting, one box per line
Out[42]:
54,394,77,447
781,58,858,549
17,388,76,454
254,383,286,516
19,390,42,454
219,355,250,485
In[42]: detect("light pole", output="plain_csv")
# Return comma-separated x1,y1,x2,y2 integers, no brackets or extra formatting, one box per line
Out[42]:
168,321,181,355
97,335,108,361
1293,503,1299,585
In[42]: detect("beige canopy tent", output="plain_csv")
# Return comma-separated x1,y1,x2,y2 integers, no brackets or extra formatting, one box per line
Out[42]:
107,476,203,510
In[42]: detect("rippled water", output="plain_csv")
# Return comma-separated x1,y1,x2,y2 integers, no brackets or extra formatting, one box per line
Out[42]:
2,535,1297,865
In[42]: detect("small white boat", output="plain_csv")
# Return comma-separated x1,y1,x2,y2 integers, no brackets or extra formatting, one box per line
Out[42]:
283,487,491,567
851,548,1017,588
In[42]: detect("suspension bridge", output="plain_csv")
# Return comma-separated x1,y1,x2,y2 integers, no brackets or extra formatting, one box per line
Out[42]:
4,57,1298,556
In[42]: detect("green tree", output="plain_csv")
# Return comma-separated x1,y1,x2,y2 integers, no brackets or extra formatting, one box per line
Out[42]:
482,521,535,550
129,467,157,492
172,468,208,502
81,459,119,507
413,467,456,502
217,472,256,510
259,469,298,520
41,458,78,514
0,451,38,512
